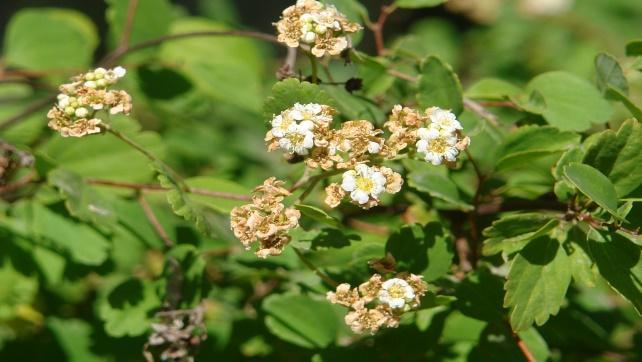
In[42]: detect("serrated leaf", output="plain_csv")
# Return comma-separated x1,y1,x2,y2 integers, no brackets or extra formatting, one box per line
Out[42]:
564,163,620,218
417,56,464,115
155,164,232,239
407,168,473,211
395,0,446,8
295,204,342,229
97,278,161,337
48,168,118,228
263,293,338,348
567,228,597,288
4,8,98,71
594,53,628,95
518,71,612,131
385,222,454,281
482,214,559,256
504,236,571,331
495,125,581,171
582,119,642,197
264,78,335,122
31,203,110,266
587,230,642,314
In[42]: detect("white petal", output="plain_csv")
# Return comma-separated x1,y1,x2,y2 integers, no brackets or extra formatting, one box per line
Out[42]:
113,66,126,77
299,120,315,131
290,109,304,120
302,132,314,148
351,190,369,204
341,174,356,192
367,141,381,154
416,139,428,153
355,164,370,176
389,298,405,309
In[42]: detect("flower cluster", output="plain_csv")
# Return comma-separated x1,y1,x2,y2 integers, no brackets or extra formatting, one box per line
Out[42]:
416,108,470,166
145,308,207,362
275,0,362,57
325,164,402,209
327,273,428,334
230,178,301,258
47,66,131,137
265,103,335,156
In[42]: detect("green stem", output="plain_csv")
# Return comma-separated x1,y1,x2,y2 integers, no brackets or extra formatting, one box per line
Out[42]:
105,126,186,189
293,248,338,287
308,52,319,83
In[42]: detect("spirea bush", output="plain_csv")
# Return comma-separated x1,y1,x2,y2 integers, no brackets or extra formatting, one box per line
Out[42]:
0,0,641,361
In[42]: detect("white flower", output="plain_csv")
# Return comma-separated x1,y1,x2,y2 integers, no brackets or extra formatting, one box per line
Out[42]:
429,108,462,133
290,103,331,124
84,80,97,89
416,134,459,165
113,66,126,78
278,121,315,155
57,94,70,108
378,278,415,309
341,164,386,204
271,114,297,138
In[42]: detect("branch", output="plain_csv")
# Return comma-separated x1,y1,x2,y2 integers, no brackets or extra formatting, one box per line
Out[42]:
369,4,398,56
0,94,56,132
87,178,251,201
509,327,536,362
578,213,640,238
293,248,339,287
100,30,279,66
463,98,500,127
138,191,174,249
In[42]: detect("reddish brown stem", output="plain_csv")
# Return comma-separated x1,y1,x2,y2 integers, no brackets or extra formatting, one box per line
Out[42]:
370,4,398,56
87,178,250,201
511,330,536,362
138,192,174,249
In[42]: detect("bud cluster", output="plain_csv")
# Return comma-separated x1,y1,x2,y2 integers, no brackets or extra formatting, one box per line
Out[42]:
47,66,131,137
230,178,301,258
327,273,428,334
275,0,362,57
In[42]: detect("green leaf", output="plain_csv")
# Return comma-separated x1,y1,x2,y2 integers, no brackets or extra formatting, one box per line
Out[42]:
395,0,446,8
587,230,642,314
264,79,335,121
160,18,265,112
564,163,620,218
482,213,559,256
4,8,98,71
407,167,473,211
465,78,522,101
625,39,642,56
594,53,628,95
106,0,173,58
185,176,251,214
582,119,642,197
155,164,232,239
263,293,338,348
567,228,597,288
295,204,342,229
323,86,386,124
519,71,612,131
40,117,165,182
504,236,572,331
48,318,109,362
605,87,642,120
31,203,110,266
495,125,580,171
385,222,454,281
98,278,161,337
48,168,118,229
455,267,506,322
417,56,464,115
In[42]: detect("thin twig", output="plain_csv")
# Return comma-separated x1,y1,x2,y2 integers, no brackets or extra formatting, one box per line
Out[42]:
138,191,174,249
463,98,500,127
101,30,279,66
120,0,140,50
0,94,56,132
510,327,536,362
293,248,339,287
387,69,418,83
86,178,251,201
0,172,36,195
578,213,640,238
346,218,390,236
277,47,299,80
369,4,398,56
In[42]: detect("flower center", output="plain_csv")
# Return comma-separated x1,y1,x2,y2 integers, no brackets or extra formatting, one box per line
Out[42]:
428,137,449,153
355,176,374,193
287,133,305,145
387,284,407,299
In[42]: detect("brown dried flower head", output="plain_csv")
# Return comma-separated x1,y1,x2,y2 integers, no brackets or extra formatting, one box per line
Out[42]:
327,273,428,334
325,164,403,209
275,0,362,57
47,66,131,137
230,177,301,258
